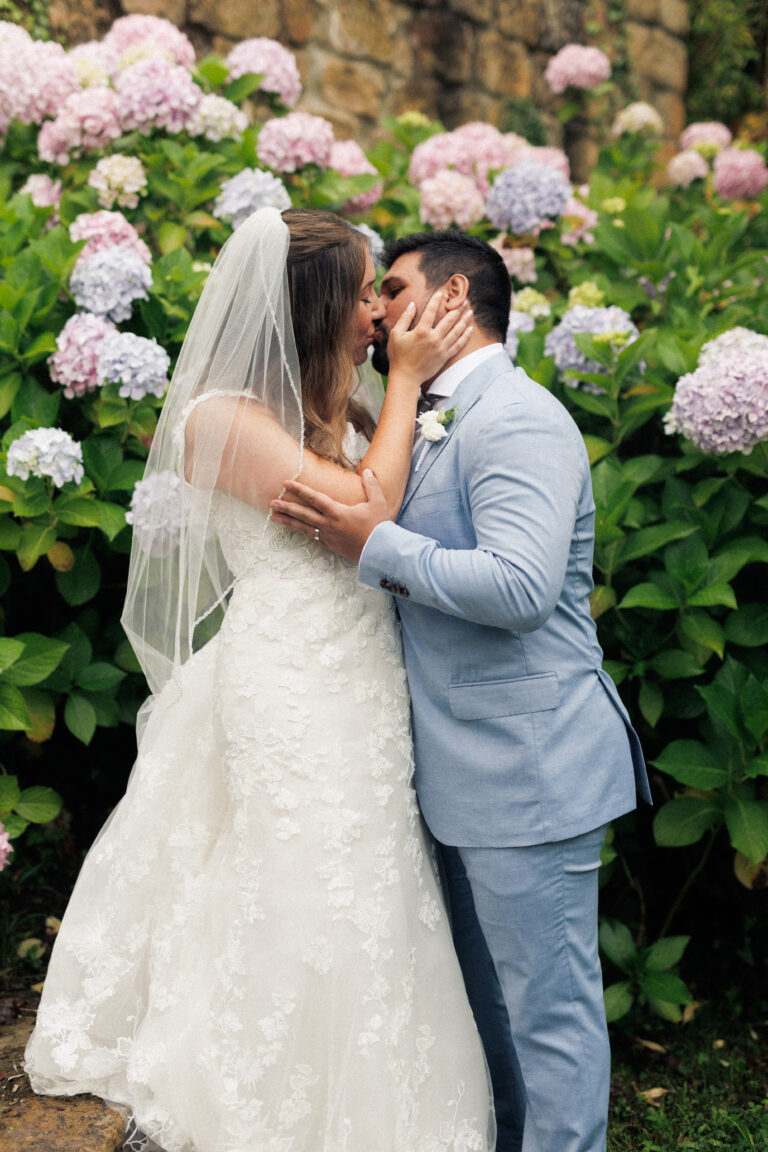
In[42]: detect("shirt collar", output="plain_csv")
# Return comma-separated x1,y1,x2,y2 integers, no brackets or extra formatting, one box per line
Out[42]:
425,343,504,402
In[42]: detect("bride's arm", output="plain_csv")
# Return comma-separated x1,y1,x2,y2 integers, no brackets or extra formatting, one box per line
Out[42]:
185,292,473,515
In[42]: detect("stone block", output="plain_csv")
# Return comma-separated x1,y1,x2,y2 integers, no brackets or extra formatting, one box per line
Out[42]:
389,75,441,120
645,27,687,90
284,0,318,43
498,0,543,47
653,88,686,138
188,0,280,40
439,87,497,129
327,0,398,64
299,100,360,139
319,56,388,119
447,0,493,24
625,0,658,21
122,0,186,24
658,0,689,36
476,32,532,99
0,1093,125,1152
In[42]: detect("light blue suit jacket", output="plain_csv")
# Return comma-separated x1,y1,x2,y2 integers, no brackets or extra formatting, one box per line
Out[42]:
359,351,650,848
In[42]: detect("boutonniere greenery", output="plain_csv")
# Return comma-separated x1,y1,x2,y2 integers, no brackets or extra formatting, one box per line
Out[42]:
416,406,458,443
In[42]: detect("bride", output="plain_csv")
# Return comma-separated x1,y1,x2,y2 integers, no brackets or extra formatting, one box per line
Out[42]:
24,206,494,1152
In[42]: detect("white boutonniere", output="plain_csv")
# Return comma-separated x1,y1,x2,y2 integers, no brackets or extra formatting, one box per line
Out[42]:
416,406,458,443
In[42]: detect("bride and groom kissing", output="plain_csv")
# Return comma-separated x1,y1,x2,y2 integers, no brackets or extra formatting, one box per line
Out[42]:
26,206,649,1152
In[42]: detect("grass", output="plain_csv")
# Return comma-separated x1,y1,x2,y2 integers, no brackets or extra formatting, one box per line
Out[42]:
608,998,768,1150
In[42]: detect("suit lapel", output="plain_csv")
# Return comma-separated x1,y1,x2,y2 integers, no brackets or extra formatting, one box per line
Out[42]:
400,350,511,514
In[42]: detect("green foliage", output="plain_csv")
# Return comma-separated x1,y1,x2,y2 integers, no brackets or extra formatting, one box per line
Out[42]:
600,919,692,1023
687,0,768,123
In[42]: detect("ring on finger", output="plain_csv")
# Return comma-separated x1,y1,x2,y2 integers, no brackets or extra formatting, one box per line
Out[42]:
313,527,321,542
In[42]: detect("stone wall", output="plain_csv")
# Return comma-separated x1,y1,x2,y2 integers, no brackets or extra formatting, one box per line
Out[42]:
49,0,690,162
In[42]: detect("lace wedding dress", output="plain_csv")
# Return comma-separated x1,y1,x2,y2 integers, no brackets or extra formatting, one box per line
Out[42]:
25,433,494,1152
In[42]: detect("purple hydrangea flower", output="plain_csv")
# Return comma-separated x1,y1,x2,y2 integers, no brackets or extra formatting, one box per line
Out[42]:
213,168,291,230
49,313,118,398
666,336,768,455
7,427,84,487
98,332,170,400
504,310,535,359
486,161,570,235
544,305,640,388
70,247,153,323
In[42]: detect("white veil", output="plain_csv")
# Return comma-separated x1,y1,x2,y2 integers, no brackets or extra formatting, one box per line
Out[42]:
121,207,303,700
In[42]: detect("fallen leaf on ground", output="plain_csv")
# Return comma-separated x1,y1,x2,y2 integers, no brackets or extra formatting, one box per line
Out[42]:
636,1086,669,1107
633,1037,667,1053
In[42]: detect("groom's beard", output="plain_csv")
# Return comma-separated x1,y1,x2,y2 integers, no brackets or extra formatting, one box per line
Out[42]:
371,337,389,375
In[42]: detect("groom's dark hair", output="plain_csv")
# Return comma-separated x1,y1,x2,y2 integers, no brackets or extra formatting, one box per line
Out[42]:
382,231,511,342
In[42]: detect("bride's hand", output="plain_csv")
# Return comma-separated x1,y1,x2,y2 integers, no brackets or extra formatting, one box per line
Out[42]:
386,291,473,386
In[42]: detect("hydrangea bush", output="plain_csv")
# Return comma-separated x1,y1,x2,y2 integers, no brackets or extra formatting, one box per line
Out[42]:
1,21,767,1028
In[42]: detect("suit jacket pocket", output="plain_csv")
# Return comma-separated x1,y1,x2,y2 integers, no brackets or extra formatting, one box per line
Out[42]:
448,671,559,720
406,487,463,517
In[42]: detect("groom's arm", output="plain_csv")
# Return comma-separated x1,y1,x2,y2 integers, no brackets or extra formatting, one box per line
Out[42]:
272,401,588,632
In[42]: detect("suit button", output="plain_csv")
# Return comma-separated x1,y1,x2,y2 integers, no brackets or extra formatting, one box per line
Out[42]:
379,578,389,590
401,587,410,598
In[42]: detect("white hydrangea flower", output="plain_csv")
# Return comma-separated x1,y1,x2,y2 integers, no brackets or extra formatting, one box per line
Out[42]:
7,427,84,487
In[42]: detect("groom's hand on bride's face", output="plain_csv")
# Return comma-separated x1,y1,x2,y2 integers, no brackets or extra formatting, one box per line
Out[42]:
270,470,391,563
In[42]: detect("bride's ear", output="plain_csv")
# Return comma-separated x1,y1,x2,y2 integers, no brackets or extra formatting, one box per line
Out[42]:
443,274,470,311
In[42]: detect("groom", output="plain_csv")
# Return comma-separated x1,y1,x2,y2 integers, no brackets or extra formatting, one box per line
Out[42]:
271,231,650,1152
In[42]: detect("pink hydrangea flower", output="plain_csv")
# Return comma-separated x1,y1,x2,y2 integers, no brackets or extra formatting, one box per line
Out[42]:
49,313,118,398
103,14,195,68
257,112,335,173
18,174,63,227
0,40,79,127
409,123,516,194
560,196,598,245
70,211,152,266
667,149,709,189
38,87,122,165
0,82,12,142
329,140,382,214
667,335,768,455
0,20,31,49
544,44,611,94
226,38,302,108
0,820,12,873
489,239,537,283
419,169,486,230
713,148,768,200
679,121,732,154
115,57,201,135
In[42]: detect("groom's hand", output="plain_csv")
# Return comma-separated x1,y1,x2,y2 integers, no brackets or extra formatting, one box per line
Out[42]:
270,470,391,563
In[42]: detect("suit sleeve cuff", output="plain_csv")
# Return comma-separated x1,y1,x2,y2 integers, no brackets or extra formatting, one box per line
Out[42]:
359,520,410,590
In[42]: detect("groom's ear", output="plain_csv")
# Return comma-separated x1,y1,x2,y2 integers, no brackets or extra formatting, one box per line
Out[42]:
443,273,470,311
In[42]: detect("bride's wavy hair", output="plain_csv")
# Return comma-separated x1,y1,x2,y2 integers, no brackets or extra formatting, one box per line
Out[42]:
283,208,375,467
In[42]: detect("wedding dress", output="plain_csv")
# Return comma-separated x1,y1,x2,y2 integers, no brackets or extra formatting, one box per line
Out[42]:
24,428,495,1152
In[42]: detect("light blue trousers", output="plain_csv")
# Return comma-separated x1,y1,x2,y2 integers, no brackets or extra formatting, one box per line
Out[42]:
439,825,609,1152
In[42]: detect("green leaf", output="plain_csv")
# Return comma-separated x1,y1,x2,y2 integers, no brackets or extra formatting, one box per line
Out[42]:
0,774,20,813
20,687,56,743
664,532,708,590
0,637,25,674
224,71,265,104
696,679,743,740
644,936,689,972
0,516,22,549
97,501,126,541
639,970,692,1005
725,796,768,865
590,584,616,620
195,54,229,87
82,436,123,491
64,692,96,745
1,634,69,686
2,813,28,838
16,520,56,571
14,785,61,825
76,663,126,692
744,753,768,779
104,459,146,492
0,682,30,729
603,981,633,1022
599,919,637,971
158,222,188,255
647,996,683,1023
724,604,768,648
679,611,724,659
619,583,680,610
582,435,612,466
53,494,104,529
114,639,142,674
619,522,696,563
649,649,704,679
653,797,722,847
638,680,663,727
651,740,727,790
687,583,737,609
55,547,101,606
742,675,768,742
